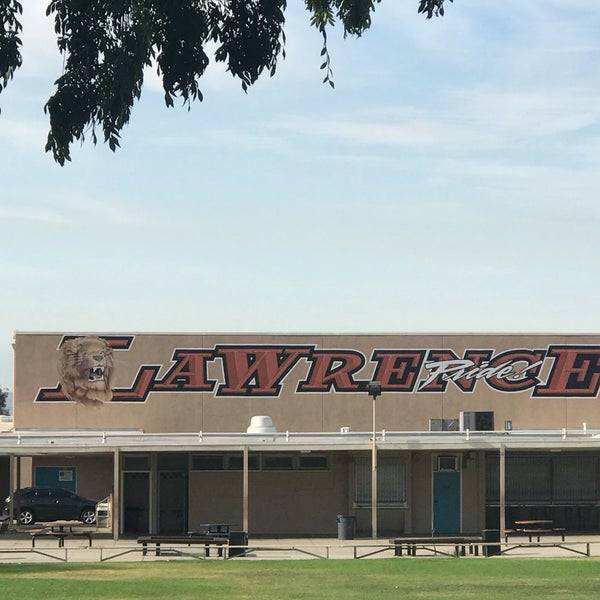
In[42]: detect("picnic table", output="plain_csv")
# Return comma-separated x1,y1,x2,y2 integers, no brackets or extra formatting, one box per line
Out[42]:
200,523,231,535
505,520,566,542
30,523,94,547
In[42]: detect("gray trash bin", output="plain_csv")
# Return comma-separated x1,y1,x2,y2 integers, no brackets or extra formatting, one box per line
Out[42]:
482,529,500,556
337,515,356,540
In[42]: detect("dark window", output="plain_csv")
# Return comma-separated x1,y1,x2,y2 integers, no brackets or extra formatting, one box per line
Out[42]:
263,455,294,470
298,455,329,470
228,454,260,470
192,455,224,471
122,454,150,470
158,452,188,470
191,452,331,471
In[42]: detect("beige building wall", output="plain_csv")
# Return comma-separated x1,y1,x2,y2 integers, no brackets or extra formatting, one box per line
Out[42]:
189,452,349,535
461,451,485,534
410,452,433,534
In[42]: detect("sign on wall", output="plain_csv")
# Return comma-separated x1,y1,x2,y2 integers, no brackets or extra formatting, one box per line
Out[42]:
34,335,600,404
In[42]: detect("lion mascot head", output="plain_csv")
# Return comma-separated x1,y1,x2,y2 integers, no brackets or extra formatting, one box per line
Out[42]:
58,336,115,404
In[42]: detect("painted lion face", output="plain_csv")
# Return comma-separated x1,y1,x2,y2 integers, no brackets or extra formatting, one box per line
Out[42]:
58,336,114,404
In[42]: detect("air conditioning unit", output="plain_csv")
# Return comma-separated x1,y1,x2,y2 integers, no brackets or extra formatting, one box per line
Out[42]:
437,455,459,471
459,411,494,431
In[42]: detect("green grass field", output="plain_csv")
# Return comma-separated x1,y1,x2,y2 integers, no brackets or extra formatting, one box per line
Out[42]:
1,559,600,600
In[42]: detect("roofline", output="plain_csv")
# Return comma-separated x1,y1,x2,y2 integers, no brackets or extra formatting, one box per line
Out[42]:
2,428,600,455
13,331,600,337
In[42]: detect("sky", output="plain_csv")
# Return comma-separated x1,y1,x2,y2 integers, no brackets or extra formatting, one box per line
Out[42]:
1,0,600,389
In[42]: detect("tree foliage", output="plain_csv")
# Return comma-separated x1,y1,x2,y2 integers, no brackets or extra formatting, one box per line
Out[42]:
0,0,451,164
0,387,8,416
0,0,23,98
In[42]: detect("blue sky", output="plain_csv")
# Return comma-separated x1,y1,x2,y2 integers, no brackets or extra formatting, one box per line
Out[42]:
1,0,600,389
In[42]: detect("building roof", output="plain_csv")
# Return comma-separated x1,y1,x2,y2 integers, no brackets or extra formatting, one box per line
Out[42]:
1,428,600,455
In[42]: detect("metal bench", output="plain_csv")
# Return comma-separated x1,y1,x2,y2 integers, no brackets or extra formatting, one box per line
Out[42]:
137,534,230,557
390,536,483,557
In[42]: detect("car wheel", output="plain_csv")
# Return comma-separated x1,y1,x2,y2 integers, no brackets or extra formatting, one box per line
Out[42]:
80,508,96,525
18,509,35,525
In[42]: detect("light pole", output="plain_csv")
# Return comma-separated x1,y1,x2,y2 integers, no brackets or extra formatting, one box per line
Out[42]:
367,380,382,539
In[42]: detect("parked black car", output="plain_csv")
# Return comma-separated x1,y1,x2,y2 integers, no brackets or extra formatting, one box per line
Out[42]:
4,487,98,526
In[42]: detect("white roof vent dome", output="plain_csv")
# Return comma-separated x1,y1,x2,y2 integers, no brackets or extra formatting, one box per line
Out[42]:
247,415,276,434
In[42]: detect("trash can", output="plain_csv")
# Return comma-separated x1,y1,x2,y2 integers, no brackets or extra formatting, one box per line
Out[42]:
337,515,356,540
228,531,248,557
482,529,500,557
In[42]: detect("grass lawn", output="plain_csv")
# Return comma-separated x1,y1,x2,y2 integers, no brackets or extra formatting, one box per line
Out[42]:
0,558,599,599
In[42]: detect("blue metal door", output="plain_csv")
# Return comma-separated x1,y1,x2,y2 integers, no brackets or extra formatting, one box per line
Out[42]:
433,470,461,534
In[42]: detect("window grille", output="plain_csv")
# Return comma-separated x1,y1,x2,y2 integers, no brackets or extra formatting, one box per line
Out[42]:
486,452,600,505
354,455,406,507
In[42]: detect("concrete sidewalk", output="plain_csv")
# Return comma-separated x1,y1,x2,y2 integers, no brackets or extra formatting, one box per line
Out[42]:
0,531,599,563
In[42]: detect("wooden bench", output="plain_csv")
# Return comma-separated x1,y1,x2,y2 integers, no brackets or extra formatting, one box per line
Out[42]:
137,534,230,557
390,536,483,557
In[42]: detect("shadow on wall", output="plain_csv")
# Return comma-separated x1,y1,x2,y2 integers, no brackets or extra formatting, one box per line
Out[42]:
0,456,9,502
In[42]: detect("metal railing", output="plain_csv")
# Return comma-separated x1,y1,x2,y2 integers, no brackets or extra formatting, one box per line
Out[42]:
2,427,600,453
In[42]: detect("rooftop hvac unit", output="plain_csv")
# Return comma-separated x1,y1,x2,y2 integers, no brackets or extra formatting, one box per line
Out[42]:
246,415,276,434
459,411,494,431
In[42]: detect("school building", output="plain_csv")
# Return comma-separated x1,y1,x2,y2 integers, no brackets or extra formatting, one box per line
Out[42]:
3,332,600,538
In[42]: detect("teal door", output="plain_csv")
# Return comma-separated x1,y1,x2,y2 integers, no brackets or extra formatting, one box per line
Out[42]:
433,471,461,534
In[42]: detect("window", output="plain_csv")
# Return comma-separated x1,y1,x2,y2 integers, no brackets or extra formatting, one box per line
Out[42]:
228,454,260,471
298,455,329,470
122,454,150,471
192,454,225,471
158,452,187,469
486,452,600,505
354,455,406,507
261,453,330,471
191,453,261,471
191,452,330,471
262,455,295,470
